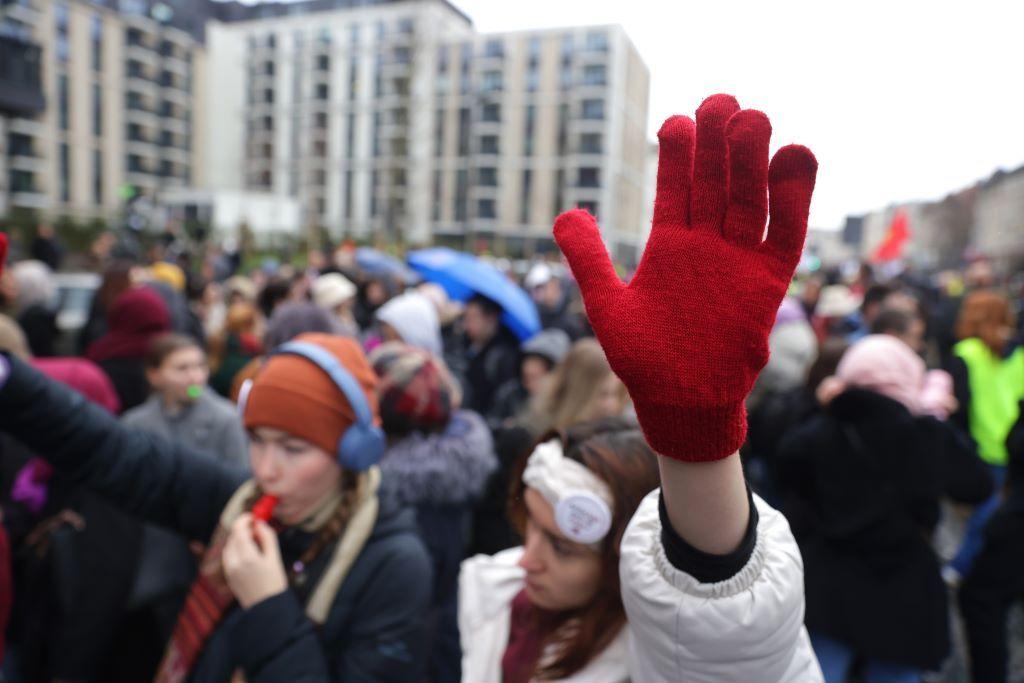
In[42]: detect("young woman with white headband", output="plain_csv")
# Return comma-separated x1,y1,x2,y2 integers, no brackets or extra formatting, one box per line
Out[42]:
462,93,824,681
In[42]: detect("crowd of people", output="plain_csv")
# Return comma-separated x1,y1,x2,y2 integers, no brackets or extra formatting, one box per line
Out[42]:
0,94,1020,682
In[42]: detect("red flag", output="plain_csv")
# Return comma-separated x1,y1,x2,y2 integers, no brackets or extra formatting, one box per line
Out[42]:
871,210,911,263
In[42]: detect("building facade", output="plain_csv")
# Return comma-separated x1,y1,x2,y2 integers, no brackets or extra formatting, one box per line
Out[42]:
0,0,203,220
204,0,650,258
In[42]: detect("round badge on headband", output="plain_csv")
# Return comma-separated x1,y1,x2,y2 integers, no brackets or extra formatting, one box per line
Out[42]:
555,490,613,545
522,439,615,547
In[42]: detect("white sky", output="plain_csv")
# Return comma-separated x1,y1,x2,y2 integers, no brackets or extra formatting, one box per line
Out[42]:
452,0,1024,230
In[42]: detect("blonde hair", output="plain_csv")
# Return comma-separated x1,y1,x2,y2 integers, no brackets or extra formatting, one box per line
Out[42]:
523,338,627,435
0,314,30,360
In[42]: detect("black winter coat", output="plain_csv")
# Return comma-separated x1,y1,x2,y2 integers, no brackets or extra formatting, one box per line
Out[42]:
0,353,433,682
776,388,992,670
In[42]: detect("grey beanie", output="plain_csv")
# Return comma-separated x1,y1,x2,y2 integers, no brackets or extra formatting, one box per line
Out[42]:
521,328,571,366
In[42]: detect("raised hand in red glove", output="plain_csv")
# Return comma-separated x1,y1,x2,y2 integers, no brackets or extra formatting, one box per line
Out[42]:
554,94,817,461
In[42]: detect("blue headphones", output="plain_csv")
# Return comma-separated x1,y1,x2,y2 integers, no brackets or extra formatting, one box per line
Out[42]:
239,340,386,471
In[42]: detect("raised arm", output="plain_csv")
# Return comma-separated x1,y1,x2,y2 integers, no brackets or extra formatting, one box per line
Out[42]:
553,93,816,554
0,353,246,541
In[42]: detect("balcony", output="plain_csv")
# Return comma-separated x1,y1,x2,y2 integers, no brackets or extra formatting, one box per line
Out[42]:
126,139,161,157
162,146,190,164
163,53,190,77
126,45,159,67
11,190,48,209
2,0,41,25
0,35,44,115
127,76,160,97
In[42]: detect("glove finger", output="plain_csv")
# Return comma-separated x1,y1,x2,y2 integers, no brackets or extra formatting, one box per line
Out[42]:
723,109,771,248
652,115,695,229
553,209,622,303
691,94,740,232
762,144,818,270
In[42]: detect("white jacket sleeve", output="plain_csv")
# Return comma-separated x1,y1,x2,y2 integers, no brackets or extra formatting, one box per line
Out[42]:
619,491,823,683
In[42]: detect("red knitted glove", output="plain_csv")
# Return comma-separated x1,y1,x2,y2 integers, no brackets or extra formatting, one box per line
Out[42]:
554,94,817,461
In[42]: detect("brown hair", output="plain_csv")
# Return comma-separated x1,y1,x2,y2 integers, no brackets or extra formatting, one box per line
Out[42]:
146,332,203,369
522,338,627,435
208,302,260,371
508,417,660,680
956,289,1015,355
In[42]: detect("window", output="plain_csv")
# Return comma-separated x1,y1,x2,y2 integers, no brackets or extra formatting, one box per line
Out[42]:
481,70,503,92
346,113,355,158
434,108,444,156
314,111,328,128
520,169,532,224
457,107,470,156
92,84,102,136
478,167,497,186
55,2,69,62
583,65,606,86
370,170,379,215
393,46,411,64
560,56,573,88
578,200,599,217
581,99,604,120
265,60,276,76
91,15,103,70
344,170,353,218
455,169,468,221
437,45,449,72
477,198,495,219
578,167,600,187
316,83,329,100
554,168,565,215
349,24,359,46
10,170,35,193
58,75,69,130
580,133,602,154
557,103,569,155
398,18,414,35
479,135,499,155
264,88,274,104
348,60,359,99
585,31,608,52
481,103,501,122
484,39,503,58
432,170,441,221
523,105,535,156
561,34,574,56
59,143,70,202
528,37,541,58
525,64,538,91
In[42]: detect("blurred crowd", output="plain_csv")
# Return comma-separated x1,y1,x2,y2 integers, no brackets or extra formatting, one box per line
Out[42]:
0,223,1021,682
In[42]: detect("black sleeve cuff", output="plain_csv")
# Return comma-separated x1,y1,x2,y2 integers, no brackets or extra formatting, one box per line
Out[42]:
658,487,759,583
230,590,315,673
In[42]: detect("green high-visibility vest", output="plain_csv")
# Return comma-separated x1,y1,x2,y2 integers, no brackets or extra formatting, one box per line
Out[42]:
954,337,1024,466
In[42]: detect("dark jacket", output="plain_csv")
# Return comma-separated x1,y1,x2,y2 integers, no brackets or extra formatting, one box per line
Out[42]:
776,388,992,670
17,304,58,358
0,353,433,682
1,437,142,682
378,409,497,683
461,329,519,416
96,356,151,414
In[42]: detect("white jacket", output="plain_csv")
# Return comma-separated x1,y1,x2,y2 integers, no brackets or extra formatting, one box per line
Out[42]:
459,547,631,683
620,491,823,682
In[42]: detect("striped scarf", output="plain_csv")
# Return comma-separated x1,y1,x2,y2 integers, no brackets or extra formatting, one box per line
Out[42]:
153,468,380,683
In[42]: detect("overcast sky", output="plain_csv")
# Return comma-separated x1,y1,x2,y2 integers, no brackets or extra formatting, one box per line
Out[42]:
452,0,1024,230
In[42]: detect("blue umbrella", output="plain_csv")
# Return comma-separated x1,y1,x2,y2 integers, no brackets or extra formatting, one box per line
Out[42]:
407,248,540,341
355,247,420,285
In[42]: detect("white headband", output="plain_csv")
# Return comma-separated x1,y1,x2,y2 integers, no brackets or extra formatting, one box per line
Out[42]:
522,439,613,546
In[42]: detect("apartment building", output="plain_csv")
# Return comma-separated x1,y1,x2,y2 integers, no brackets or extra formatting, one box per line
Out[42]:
205,0,650,259
0,0,204,219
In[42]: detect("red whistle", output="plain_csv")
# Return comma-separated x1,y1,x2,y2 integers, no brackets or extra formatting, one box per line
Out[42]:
252,494,279,522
